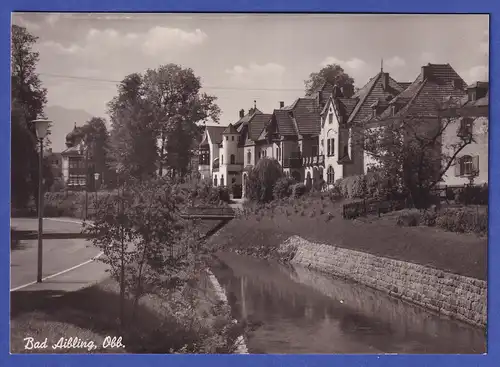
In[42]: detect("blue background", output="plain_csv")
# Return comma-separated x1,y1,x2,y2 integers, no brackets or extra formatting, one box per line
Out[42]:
1,1,497,366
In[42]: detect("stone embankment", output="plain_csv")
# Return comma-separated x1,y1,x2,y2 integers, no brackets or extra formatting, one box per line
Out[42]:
277,236,486,328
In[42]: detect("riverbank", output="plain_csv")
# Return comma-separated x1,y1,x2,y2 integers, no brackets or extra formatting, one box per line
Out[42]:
207,197,487,328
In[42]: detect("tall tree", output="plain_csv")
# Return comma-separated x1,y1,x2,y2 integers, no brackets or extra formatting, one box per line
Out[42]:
142,64,221,177
305,64,355,96
107,73,158,182
11,25,48,208
70,117,110,187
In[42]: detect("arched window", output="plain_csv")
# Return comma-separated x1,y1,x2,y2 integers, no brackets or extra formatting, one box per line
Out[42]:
326,129,335,156
220,175,224,187
327,166,335,184
230,154,235,164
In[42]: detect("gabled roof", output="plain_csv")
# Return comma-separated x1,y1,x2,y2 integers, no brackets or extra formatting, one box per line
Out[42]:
273,109,298,137
375,63,467,121
290,98,321,136
247,113,272,142
222,123,238,135
201,125,226,145
348,71,406,125
234,108,262,130
61,145,83,156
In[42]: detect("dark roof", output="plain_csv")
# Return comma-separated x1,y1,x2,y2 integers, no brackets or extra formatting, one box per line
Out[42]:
375,63,467,121
202,125,226,145
222,123,238,135
290,98,321,136
398,82,412,90
337,98,358,118
347,71,405,125
247,113,272,141
273,109,297,136
234,108,262,130
61,145,82,156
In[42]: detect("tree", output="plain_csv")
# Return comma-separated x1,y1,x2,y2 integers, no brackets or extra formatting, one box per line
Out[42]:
245,158,284,203
70,117,111,187
84,178,203,327
108,73,158,182
304,64,355,96
142,64,221,177
362,99,476,208
11,25,48,208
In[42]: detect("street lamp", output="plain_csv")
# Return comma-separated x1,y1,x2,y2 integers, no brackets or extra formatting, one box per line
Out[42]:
94,172,100,203
32,119,52,283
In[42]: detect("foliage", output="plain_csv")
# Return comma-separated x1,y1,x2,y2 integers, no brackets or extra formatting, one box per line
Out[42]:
435,207,488,235
291,183,306,198
304,63,355,96
273,176,295,200
83,177,205,326
361,104,477,208
455,184,488,205
396,209,420,227
141,64,221,177
11,25,48,208
245,158,284,203
108,73,158,182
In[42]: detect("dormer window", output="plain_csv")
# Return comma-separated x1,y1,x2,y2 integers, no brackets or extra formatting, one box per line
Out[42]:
458,118,473,140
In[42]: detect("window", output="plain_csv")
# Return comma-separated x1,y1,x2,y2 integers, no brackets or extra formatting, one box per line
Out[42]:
329,113,333,124
327,166,335,184
458,118,473,139
326,138,335,156
225,136,228,141
343,145,349,159
455,155,479,177
232,136,235,141
221,155,224,165
220,175,224,186
258,152,261,159
232,177,236,184
247,151,251,164
230,154,235,164
276,147,279,158
214,176,217,186
312,145,318,156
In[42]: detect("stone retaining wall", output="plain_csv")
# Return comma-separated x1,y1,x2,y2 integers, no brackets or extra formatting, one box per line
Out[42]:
281,236,487,328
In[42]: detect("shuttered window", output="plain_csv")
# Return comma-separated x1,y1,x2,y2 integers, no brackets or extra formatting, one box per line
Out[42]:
455,155,479,176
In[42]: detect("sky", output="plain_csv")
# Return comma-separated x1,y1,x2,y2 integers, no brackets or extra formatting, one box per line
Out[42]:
12,13,489,152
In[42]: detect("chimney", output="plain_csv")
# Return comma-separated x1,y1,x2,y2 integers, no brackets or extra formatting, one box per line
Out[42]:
341,84,354,98
381,72,389,91
239,109,245,118
280,101,285,108
421,64,432,80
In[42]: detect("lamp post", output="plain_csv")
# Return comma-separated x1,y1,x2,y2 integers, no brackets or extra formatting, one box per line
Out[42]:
94,172,100,203
32,119,52,283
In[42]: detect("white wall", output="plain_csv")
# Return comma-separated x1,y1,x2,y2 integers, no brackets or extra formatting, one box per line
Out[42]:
320,103,343,185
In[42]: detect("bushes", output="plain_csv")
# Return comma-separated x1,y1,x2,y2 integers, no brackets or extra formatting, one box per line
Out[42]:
291,183,306,198
245,158,283,203
273,177,295,200
335,171,391,200
455,184,488,205
436,208,488,235
395,206,487,235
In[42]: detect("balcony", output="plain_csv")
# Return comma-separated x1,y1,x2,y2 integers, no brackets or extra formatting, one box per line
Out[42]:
302,155,325,167
283,153,303,169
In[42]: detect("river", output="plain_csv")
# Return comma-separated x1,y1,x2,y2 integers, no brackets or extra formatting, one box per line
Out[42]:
211,252,486,354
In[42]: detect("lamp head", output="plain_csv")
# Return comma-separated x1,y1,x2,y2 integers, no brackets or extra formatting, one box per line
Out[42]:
32,119,52,140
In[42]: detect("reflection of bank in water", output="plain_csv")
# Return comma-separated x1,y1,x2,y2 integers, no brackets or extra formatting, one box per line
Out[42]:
212,252,486,354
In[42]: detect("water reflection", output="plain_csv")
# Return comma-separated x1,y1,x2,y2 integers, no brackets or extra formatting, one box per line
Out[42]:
212,252,486,354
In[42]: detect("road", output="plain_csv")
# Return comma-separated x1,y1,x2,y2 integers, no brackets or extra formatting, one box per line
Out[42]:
10,218,108,292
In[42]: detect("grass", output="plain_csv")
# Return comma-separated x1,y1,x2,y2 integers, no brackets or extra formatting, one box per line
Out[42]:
11,274,239,354
208,194,487,280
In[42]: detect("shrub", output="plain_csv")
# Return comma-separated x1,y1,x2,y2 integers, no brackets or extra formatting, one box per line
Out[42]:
420,210,437,227
273,177,295,200
435,207,488,234
396,209,420,227
291,183,306,198
335,171,393,200
245,158,283,203
455,184,488,205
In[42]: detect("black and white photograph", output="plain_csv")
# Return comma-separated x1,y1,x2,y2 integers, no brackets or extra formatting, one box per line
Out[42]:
10,13,488,354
